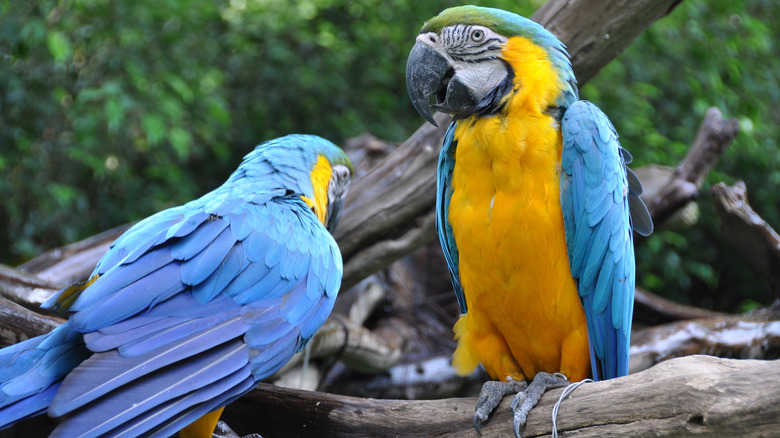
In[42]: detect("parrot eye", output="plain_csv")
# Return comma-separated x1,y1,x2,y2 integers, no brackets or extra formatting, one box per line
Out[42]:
470,29,485,42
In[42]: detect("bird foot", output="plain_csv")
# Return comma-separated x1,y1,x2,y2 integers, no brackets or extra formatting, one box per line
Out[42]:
212,420,263,438
511,372,570,438
472,377,527,435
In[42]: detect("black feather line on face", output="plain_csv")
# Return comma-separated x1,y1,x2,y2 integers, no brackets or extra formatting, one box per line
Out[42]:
452,60,515,121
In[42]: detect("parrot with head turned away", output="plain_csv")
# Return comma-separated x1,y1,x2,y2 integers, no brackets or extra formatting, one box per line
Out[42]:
0,134,352,438
406,6,653,436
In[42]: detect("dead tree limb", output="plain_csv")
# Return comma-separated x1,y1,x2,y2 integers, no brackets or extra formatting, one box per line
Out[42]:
633,287,727,326
0,297,63,346
712,181,780,298
319,310,780,400
0,225,129,309
222,355,780,437
533,0,684,84
629,312,780,374
643,107,739,227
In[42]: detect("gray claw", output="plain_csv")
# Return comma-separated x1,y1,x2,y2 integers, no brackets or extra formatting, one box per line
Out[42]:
511,372,570,438
473,379,528,434
473,413,484,435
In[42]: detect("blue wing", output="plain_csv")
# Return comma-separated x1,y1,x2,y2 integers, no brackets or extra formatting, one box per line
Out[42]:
560,100,653,381
14,189,342,438
436,123,467,314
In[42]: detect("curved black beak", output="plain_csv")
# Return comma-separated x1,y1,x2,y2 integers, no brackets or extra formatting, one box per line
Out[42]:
406,41,480,126
406,41,450,127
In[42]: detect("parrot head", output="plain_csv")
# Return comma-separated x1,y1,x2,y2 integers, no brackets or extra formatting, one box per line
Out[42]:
406,6,578,125
238,134,352,232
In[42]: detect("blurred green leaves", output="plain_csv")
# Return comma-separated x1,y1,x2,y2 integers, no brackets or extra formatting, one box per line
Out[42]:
0,0,537,265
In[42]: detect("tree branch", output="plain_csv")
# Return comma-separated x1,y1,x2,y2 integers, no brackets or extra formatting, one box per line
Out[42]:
642,107,739,227
533,0,684,84
222,355,780,437
712,181,780,298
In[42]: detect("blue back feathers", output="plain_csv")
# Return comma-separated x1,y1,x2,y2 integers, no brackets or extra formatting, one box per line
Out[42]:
0,134,351,437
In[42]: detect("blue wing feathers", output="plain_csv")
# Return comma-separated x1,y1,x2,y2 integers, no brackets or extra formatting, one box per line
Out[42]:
137,373,255,438
436,123,467,314
170,217,229,261
228,211,253,241
94,210,184,273
561,100,652,381
192,242,249,303
61,247,173,312
49,315,248,417
165,210,210,240
69,263,186,330
180,227,237,286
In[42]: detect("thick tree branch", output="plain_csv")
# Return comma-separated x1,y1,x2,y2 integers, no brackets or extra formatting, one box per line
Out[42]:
222,355,780,437
533,0,684,84
629,312,780,374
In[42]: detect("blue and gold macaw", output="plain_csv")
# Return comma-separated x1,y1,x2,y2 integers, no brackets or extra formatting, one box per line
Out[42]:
406,6,653,436
0,135,352,438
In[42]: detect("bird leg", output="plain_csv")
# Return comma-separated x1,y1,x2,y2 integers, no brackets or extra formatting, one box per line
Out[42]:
511,372,570,438
473,377,528,434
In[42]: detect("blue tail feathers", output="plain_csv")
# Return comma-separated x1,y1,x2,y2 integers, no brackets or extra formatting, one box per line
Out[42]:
0,323,88,429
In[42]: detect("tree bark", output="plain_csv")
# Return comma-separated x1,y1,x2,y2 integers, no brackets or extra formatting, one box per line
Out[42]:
712,181,780,298
629,312,780,374
533,0,685,84
222,355,780,437
633,287,727,326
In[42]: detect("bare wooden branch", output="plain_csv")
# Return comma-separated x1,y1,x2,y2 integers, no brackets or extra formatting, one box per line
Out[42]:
533,0,685,84
335,114,448,290
643,107,739,227
712,181,780,297
634,287,727,326
0,225,129,309
0,297,63,347
222,355,780,437
630,313,780,374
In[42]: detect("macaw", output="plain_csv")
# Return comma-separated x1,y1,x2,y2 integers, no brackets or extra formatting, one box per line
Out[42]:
406,6,653,436
0,134,352,438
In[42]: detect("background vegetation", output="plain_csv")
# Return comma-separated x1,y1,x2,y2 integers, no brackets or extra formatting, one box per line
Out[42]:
1,0,778,312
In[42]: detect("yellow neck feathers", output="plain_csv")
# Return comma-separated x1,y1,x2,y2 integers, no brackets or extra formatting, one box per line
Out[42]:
499,36,569,115
301,155,332,226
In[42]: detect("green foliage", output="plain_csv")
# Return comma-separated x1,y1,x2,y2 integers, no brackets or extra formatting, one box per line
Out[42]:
1,0,777,312
0,0,538,263
1,0,234,262
583,0,780,310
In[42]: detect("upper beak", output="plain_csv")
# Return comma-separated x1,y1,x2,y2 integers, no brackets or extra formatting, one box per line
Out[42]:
406,40,480,127
406,41,451,127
